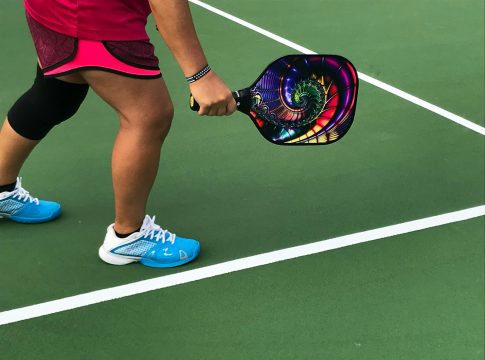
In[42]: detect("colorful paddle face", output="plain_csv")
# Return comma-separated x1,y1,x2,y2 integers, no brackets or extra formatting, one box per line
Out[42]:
190,55,358,145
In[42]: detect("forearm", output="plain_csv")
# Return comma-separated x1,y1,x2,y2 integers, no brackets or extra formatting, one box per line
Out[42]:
149,0,236,116
149,0,208,77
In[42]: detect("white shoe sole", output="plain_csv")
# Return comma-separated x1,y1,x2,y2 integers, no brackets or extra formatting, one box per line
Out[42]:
98,245,139,266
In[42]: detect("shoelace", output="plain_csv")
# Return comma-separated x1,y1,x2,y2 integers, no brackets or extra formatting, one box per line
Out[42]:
11,177,39,205
140,216,176,244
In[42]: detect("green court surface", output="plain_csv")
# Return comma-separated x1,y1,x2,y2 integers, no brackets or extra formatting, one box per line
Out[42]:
0,0,484,359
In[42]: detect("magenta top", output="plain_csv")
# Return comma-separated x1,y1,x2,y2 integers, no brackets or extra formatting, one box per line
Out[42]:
24,0,152,41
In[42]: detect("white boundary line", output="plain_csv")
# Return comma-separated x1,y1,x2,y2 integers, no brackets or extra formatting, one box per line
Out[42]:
1,205,483,326
189,0,485,136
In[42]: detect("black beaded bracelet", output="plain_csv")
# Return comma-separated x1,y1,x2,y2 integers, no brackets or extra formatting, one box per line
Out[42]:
185,64,211,83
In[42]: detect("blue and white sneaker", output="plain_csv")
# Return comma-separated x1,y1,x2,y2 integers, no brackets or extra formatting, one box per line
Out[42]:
98,215,200,268
0,177,61,224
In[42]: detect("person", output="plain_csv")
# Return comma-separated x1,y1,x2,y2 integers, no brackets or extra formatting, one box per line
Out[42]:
0,0,237,268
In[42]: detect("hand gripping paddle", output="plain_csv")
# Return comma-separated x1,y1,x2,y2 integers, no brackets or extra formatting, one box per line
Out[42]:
189,55,358,145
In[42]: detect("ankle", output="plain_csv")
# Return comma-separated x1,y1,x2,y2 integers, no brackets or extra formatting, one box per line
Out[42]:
114,227,141,238
0,175,18,185
0,181,17,193
114,221,143,236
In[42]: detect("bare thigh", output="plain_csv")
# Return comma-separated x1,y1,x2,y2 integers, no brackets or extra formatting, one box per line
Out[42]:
55,73,87,84
76,71,173,125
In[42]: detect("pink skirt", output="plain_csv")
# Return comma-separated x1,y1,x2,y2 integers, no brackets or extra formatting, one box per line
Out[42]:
26,12,161,79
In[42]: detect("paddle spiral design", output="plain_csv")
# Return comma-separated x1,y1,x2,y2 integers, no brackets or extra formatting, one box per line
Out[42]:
249,55,358,145
253,79,326,128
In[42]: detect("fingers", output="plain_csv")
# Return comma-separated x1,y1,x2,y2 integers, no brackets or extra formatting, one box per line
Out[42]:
190,71,237,116
197,96,237,116
216,106,227,116
197,106,209,116
226,99,237,115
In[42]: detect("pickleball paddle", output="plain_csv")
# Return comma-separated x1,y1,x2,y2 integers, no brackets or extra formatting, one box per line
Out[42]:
190,55,358,145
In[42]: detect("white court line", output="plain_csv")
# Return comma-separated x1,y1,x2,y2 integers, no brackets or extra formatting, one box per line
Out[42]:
189,0,485,136
1,205,483,326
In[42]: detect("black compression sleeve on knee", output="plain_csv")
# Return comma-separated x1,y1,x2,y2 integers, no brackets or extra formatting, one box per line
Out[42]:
7,66,89,140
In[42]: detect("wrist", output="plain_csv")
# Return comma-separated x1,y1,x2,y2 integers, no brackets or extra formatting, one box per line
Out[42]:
185,64,211,83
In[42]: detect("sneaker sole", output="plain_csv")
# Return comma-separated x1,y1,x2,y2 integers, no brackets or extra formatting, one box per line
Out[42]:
5,207,62,224
98,243,201,268
98,245,140,265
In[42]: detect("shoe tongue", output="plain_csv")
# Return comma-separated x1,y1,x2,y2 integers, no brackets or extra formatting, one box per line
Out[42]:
142,215,151,224
141,215,156,232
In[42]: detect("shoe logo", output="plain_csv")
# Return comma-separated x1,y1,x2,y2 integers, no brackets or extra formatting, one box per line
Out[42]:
163,247,173,257
179,250,188,260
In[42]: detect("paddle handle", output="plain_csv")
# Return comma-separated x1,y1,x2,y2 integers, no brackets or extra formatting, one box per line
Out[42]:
189,89,251,114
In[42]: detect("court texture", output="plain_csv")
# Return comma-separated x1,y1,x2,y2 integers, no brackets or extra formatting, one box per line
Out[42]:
0,0,484,359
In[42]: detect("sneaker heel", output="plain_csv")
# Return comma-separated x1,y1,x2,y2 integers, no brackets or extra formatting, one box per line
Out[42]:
98,246,137,265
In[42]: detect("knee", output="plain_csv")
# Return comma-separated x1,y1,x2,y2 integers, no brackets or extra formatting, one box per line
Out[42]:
158,102,174,133
120,101,174,140
148,104,174,141
7,66,89,140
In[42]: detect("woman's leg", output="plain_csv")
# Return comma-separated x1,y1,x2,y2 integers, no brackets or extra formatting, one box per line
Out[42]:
0,119,39,185
0,71,87,223
79,70,174,234
0,71,87,186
